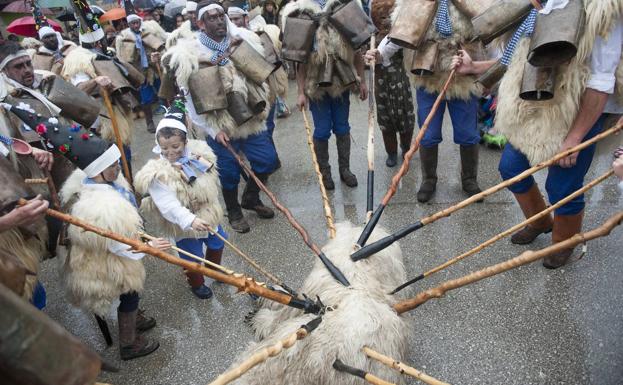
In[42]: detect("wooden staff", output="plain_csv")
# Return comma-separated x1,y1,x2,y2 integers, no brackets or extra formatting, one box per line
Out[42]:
21,200,321,314
301,108,336,239
24,178,48,184
223,142,350,286
363,347,450,385
393,210,623,314
208,317,322,385
139,232,235,275
351,120,623,261
100,87,132,185
333,359,395,385
355,70,457,249
366,35,377,222
42,169,61,210
391,169,614,294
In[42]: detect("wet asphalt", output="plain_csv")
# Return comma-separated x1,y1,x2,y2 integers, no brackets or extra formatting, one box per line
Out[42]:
38,80,623,385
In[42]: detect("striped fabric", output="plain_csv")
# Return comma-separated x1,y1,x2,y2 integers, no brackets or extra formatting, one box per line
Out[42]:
500,9,538,66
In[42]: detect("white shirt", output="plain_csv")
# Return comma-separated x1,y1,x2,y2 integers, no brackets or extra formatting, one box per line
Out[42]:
148,180,197,233
185,38,219,138
587,19,623,114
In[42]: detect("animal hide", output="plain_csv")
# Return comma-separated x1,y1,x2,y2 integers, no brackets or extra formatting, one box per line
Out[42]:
59,169,145,316
281,0,359,100
0,226,47,301
392,0,482,100
495,0,623,165
135,139,224,240
230,222,413,385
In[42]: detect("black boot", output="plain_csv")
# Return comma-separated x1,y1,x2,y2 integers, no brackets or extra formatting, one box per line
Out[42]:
241,173,275,219
417,145,438,203
382,131,398,168
335,134,358,187
313,139,335,190
143,105,156,133
135,309,156,332
460,144,483,199
118,309,159,360
222,187,250,233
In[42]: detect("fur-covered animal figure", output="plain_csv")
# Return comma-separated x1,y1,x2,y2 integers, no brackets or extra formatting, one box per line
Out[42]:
280,0,359,101
135,139,224,239
59,169,145,316
392,0,483,101
495,0,623,165
229,222,412,385
162,23,270,140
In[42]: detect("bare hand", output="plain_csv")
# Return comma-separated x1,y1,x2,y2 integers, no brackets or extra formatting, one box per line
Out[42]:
297,93,308,110
94,76,113,90
557,136,582,168
0,195,48,232
452,50,473,75
150,52,161,64
364,49,381,65
31,148,53,171
215,131,230,146
191,217,210,232
359,81,368,101
148,237,171,250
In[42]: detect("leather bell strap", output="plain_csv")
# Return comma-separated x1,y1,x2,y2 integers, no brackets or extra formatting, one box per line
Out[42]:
529,0,543,10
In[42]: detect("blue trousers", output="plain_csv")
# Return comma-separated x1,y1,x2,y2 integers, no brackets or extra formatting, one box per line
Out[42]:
309,91,351,141
416,88,480,148
175,225,227,262
498,115,605,216
207,132,277,190
31,281,46,310
139,78,160,105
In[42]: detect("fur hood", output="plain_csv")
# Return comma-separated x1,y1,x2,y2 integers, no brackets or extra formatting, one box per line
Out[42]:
135,139,224,240
231,222,413,385
495,0,623,165
59,169,145,316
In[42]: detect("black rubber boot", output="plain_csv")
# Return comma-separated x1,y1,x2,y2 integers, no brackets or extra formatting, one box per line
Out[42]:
417,145,438,203
241,173,275,219
313,139,335,190
382,131,398,168
222,187,250,233
335,134,358,187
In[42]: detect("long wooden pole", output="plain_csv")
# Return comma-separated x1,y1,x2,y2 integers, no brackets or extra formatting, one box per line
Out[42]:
355,70,457,249
393,210,623,314
391,169,614,293
362,347,450,385
301,108,336,239
333,359,396,385
23,200,320,313
42,169,61,210
351,119,623,261
223,142,350,287
100,88,132,185
208,317,322,385
366,35,377,222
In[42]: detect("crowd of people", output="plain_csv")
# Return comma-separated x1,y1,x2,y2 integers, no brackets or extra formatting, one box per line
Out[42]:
0,0,622,378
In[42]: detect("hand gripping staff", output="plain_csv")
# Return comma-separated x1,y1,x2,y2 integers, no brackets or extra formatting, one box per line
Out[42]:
352,118,623,262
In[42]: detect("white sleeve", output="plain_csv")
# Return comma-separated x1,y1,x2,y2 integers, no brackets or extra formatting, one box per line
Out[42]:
377,36,402,67
586,19,623,94
149,180,196,231
185,97,217,139
70,71,92,86
108,241,145,260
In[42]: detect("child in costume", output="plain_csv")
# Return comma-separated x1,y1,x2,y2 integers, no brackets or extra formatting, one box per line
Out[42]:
135,98,226,300
4,102,171,360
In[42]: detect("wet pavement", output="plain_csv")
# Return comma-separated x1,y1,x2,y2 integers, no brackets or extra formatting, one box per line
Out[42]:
39,81,623,385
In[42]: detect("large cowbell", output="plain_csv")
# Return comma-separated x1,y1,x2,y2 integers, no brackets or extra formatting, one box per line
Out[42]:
471,0,534,45
282,13,318,63
388,0,438,50
328,0,377,49
520,63,557,101
528,0,585,67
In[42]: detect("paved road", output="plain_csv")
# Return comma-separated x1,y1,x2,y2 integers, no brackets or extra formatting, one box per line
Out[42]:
40,82,623,385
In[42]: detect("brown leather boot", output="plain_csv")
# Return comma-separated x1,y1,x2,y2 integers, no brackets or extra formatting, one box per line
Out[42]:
417,145,438,203
313,139,335,190
382,131,398,167
336,134,358,187
118,309,159,360
543,211,583,269
135,309,156,332
510,185,554,245
241,173,275,219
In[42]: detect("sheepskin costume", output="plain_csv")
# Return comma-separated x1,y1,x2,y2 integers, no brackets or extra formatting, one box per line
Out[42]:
135,139,224,239
61,47,134,145
115,20,167,83
59,169,145,316
392,0,482,101
229,222,413,385
495,0,623,165
162,22,270,140
280,0,359,101
31,41,76,75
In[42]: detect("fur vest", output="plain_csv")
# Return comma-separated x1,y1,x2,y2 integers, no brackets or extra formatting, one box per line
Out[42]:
135,140,224,240
115,20,167,81
392,0,482,100
495,0,623,165
59,169,145,316
163,29,269,140
281,0,359,100
62,47,134,145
